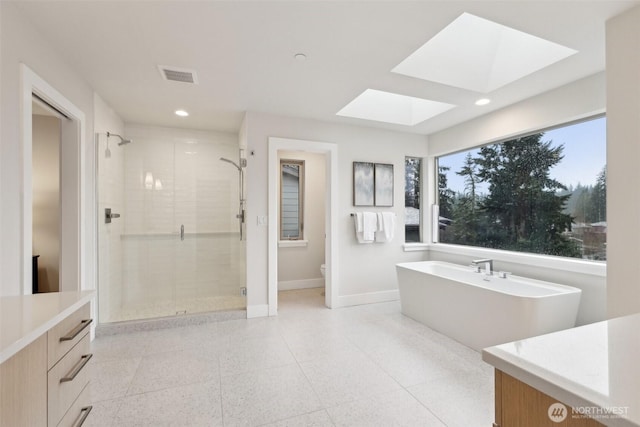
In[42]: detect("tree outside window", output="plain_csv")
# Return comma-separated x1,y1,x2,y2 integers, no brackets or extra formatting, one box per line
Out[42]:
405,157,422,242
437,116,606,261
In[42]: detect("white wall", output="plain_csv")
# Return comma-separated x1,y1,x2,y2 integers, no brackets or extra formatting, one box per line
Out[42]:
278,150,326,290
606,5,640,318
0,2,95,296
32,115,61,292
0,3,3,285
428,72,606,157
244,112,429,313
426,72,607,325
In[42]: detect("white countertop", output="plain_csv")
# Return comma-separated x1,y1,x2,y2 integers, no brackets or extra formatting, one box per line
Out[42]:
483,313,640,427
0,291,95,363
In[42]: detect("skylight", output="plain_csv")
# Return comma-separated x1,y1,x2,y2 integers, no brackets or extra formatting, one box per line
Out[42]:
336,89,455,126
392,13,577,93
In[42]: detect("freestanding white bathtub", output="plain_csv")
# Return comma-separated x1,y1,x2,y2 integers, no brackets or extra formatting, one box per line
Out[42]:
395,261,582,351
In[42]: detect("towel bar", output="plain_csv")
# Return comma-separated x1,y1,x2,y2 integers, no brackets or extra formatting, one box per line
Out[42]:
350,213,396,216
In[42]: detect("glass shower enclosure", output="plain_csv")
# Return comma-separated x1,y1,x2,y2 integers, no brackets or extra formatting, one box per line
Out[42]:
97,126,246,323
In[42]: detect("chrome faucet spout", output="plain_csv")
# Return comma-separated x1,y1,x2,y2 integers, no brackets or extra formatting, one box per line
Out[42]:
472,259,494,275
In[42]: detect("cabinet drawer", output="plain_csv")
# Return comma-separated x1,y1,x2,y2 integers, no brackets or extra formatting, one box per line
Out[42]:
56,383,92,427
48,333,92,427
48,302,92,369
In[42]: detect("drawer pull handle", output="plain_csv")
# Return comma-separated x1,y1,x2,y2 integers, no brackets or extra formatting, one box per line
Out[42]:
72,405,93,427
60,319,93,342
60,354,93,383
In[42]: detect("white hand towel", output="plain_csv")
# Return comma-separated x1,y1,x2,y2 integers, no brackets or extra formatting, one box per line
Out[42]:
375,213,387,242
353,213,369,243
382,212,395,242
354,212,364,233
362,212,377,242
375,212,395,242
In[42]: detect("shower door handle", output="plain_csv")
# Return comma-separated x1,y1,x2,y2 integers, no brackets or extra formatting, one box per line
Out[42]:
180,224,184,241
105,208,121,224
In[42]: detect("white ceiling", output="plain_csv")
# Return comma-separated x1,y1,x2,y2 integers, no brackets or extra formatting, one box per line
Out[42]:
12,1,639,135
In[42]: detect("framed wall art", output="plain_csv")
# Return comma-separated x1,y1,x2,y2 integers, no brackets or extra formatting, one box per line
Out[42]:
353,162,374,206
374,163,394,207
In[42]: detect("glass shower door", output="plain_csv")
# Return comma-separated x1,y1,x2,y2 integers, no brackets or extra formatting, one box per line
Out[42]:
97,128,245,324
173,139,246,315
121,136,177,320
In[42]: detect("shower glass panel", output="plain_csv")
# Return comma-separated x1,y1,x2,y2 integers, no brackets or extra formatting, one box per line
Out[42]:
97,128,246,323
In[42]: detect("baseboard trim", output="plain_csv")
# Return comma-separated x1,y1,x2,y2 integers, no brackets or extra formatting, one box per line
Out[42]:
247,304,269,318
278,278,324,291
337,289,400,308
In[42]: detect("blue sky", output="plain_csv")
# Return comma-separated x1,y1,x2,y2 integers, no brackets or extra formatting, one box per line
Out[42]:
439,116,606,194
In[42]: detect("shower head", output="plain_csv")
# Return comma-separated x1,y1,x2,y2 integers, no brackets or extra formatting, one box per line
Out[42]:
107,131,133,146
220,157,242,171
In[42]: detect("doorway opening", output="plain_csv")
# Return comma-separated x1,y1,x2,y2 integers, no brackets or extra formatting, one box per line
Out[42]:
21,64,86,294
32,97,64,293
268,137,338,315
277,151,326,306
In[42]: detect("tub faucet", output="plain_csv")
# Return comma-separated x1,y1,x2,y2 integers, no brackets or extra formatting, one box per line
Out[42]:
472,259,493,275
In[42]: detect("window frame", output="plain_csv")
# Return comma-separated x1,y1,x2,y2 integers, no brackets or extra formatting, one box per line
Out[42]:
279,159,305,241
432,114,607,262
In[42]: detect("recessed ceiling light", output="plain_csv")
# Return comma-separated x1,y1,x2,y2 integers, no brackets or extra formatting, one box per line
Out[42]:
294,53,307,62
175,110,189,117
475,98,491,106
392,12,577,93
336,89,455,126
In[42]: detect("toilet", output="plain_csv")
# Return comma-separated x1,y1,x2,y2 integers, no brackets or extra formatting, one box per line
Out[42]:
320,264,326,278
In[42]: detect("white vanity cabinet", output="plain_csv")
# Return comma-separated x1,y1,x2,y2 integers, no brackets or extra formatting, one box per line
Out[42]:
0,292,95,427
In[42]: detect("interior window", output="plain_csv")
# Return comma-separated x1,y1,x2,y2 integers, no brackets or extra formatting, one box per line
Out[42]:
280,159,304,240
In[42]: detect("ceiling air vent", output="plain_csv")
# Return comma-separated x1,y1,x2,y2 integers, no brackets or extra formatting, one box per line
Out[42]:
158,66,199,84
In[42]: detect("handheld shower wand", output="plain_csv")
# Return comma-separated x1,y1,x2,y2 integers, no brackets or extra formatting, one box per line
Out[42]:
220,157,246,240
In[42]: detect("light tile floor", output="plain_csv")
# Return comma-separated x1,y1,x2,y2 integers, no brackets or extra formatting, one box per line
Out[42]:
86,288,494,427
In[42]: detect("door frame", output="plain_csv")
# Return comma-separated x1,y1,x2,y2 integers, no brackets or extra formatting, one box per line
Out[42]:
268,137,338,314
20,64,86,294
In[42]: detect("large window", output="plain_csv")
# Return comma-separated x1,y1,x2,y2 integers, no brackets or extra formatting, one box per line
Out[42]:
437,116,606,260
405,157,422,242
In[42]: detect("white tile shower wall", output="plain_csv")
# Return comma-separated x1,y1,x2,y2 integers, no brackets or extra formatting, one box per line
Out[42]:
120,125,245,312
98,135,126,321
95,93,125,323
98,139,124,321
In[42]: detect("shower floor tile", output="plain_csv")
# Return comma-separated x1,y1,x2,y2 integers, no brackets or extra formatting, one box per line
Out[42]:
87,288,494,427
102,295,246,323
